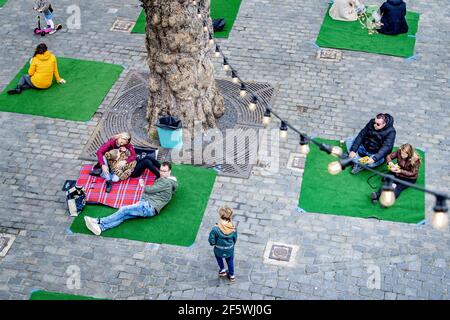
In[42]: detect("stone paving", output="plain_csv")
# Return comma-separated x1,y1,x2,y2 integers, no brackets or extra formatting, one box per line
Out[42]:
0,0,450,300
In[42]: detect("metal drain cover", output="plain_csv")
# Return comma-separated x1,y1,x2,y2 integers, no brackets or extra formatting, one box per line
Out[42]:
110,18,135,32
80,72,278,179
317,48,343,62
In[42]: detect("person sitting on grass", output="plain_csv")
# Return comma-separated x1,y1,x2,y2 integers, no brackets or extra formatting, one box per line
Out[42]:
329,0,365,22
96,132,162,193
209,206,238,283
8,43,65,95
345,113,396,174
377,0,409,35
84,162,177,236
371,143,421,203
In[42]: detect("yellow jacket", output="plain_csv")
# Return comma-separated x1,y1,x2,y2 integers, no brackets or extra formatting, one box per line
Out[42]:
28,51,61,89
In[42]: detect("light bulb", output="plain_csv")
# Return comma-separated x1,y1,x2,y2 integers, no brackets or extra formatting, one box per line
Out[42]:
431,211,449,231
215,51,221,58
379,190,396,207
249,97,257,111
240,86,247,97
300,144,310,155
279,122,288,139
263,109,271,126
192,0,197,5
203,26,208,32
223,60,230,71
331,146,343,157
232,73,239,84
328,161,342,175
280,130,288,139
209,38,214,46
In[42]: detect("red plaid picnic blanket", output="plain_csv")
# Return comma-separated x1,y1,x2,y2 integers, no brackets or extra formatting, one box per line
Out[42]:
76,165,156,208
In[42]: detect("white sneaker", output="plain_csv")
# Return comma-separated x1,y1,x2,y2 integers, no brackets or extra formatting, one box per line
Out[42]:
84,216,102,236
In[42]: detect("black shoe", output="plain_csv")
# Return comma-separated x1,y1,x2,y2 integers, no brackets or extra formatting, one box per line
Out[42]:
7,88,21,95
371,192,379,203
105,180,112,193
89,168,102,176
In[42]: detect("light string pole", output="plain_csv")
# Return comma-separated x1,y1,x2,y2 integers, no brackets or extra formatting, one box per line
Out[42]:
197,1,450,231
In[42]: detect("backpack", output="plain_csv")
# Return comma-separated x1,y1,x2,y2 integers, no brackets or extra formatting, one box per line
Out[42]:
66,186,86,217
212,18,226,32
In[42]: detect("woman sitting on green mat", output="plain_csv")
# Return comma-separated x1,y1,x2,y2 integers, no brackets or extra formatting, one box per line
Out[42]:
377,0,408,35
371,143,421,203
8,43,66,95
329,0,365,22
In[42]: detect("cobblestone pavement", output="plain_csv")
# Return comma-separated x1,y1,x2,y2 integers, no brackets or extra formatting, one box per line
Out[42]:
1,0,450,300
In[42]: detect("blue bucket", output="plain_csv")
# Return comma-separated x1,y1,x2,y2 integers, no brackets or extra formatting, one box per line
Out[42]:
156,116,183,149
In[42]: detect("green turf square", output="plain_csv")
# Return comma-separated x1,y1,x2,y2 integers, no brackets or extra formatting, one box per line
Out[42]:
0,57,123,121
316,5,420,58
131,0,243,38
30,291,103,300
298,139,425,224
70,165,217,246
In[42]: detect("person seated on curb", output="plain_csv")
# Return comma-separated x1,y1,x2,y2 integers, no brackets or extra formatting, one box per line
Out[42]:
8,43,66,95
345,113,396,174
377,0,408,35
329,0,365,22
371,143,421,203
84,162,177,236
96,132,162,193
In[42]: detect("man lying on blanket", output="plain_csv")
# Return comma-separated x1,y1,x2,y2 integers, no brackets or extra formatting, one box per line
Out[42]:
84,161,177,236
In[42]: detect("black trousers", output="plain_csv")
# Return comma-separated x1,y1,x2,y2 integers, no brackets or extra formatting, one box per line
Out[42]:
377,173,417,199
130,156,161,179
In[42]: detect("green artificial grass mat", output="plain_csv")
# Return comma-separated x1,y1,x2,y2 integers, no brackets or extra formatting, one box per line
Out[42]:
131,10,146,34
0,0,7,8
70,165,217,246
316,5,420,57
0,58,123,121
131,0,243,38
298,138,425,224
30,291,102,300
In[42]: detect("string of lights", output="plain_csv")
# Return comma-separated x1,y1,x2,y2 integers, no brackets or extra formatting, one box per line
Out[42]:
196,0,449,230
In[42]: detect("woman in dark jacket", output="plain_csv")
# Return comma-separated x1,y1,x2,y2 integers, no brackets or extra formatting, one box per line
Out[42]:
378,0,409,35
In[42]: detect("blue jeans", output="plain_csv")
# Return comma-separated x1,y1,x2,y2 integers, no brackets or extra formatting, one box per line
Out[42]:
345,137,385,168
99,201,156,231
215,254,235,277
101,156,120,182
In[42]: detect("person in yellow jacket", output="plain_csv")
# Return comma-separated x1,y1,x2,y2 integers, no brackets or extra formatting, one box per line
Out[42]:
8,43,66,95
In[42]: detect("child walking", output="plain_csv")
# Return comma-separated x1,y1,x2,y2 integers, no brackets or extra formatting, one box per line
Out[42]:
33,0,57,34
208,206,238,282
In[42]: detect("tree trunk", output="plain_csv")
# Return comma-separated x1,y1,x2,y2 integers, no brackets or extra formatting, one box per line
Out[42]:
141,0,225,137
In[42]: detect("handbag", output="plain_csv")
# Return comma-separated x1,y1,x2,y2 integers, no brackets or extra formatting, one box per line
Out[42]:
66,186,86,217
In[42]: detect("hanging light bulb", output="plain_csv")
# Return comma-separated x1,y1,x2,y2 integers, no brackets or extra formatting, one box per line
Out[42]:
249,96,258,111
431,196,449,231
328,157,353,175
197,9,202,19
214,45,221,58
263,108,271,126
192,0,197,5
331,146,343,157
231,71,239,84
280,121,288,139
208,33,214,46
299,135,310,155
203,22,208,32
239,83,247,97
223,58,230,71
328,161,342,175
379,178,396,207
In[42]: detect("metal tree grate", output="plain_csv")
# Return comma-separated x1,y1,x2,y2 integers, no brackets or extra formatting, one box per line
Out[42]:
80,72,278,178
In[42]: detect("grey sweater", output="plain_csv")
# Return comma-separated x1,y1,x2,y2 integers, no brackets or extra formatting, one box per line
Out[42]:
142,177,178,214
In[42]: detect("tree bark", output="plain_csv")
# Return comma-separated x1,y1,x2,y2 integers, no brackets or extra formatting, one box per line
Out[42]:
141,0,225,136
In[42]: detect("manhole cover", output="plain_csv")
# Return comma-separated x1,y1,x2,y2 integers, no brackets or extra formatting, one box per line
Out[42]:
287,153,305,172
0,234,16,257
317,48,342,62
80,72,278,179
110,18,135,32
263,241,299,267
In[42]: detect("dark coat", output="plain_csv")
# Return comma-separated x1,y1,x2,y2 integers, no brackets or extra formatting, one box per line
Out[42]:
350,114,396,162
208,226,237,258
379,0,408,35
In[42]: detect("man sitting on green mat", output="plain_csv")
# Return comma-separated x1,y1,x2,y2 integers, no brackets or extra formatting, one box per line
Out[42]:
84,162,178,236
346,113,396,174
